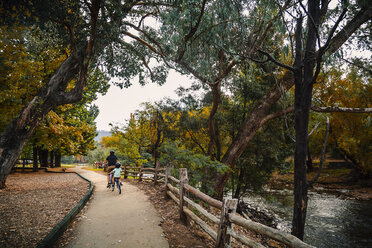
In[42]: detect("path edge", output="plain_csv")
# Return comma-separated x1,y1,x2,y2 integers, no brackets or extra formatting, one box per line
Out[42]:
36,169,94,248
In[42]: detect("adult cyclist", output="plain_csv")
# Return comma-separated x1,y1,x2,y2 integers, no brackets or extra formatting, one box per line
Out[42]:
105,150,117,187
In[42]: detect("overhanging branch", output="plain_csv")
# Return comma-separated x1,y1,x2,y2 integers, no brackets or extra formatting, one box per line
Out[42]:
311,106,372,113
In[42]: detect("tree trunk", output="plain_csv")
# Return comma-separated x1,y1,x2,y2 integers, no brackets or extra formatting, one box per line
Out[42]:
39,148,49,168
233,168,244,199
50,150,55,168
33,145,38,172
213,71,295,197
292,1,320,240
207,83,221,158
306,146,313,172
55,152,61,167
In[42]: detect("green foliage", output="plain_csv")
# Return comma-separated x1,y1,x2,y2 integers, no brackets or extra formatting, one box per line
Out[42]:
311,67,372,177
87,145,109,166
159,141,229,194
61,155,76,164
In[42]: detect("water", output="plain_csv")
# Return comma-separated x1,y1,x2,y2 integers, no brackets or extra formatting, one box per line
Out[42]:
244,188,372,248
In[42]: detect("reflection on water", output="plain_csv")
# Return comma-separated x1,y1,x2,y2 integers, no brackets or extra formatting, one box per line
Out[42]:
244,189,372,248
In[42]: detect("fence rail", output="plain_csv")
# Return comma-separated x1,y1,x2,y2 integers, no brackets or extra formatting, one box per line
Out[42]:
124,165,316,248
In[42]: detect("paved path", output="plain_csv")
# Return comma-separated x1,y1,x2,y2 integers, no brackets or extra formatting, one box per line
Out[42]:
67,167,169,248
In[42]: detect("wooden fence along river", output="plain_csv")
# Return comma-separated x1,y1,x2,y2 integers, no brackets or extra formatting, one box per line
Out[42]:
122,164,315,248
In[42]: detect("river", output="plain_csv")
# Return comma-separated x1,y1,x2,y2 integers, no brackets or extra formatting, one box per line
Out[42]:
244,188,372,247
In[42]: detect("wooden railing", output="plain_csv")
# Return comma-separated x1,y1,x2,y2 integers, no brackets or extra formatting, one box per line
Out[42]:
122,164,165,183
126,166,315,248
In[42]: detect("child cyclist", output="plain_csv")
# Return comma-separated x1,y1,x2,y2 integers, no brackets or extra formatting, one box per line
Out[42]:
110,162,122,193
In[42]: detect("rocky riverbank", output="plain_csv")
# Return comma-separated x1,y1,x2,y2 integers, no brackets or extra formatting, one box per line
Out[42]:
268,167,372,200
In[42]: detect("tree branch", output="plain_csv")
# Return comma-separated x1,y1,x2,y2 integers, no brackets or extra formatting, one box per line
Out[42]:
123,22,166,56
258,104,372,128
260,106,294,126
176,0,207,61
320,6,372,56
123,31,159,54
257,49,295,71
311,106,372,113
175,60,209,84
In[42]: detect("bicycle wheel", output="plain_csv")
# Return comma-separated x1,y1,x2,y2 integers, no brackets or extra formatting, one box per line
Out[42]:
116,179,121,194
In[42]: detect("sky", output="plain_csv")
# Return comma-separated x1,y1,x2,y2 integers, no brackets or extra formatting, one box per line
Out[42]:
93,70,192,131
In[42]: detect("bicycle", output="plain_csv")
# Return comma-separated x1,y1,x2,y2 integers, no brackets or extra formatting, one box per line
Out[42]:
112,177,121,194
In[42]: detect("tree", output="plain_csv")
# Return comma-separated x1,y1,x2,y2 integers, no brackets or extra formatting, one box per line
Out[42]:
311,67,372,178
0,22,109,170
118,5,370,236
0,0,170,188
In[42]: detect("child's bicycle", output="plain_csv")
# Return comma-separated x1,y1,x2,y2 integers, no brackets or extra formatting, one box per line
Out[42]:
108,174,121,194
112,177,121,194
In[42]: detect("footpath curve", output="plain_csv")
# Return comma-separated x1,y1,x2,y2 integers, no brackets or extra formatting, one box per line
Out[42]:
66,167,169,248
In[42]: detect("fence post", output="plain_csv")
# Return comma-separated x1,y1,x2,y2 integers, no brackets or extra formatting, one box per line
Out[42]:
165,164,173,185
124,164,128,179
165,164,172,198
179,168,189,224
154,160,160,184
139,164,143,182
216,198,238,248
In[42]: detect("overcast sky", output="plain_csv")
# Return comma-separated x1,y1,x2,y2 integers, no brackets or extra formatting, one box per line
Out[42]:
93,70,192,131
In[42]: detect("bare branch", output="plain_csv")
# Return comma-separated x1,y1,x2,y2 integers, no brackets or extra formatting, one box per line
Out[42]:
308,122,320,137
259,105,372,128
340,57,372,75
319,7,348,57
120,41,154,79
311,106,372,113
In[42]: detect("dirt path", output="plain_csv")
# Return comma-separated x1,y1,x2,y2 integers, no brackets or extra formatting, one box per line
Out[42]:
66,167,169,248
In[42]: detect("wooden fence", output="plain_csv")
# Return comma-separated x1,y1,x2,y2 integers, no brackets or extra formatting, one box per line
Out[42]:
123,165,315,248
122,163,165,182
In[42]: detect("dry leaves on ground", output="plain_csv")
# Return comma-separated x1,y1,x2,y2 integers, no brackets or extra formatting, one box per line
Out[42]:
0,170,89,248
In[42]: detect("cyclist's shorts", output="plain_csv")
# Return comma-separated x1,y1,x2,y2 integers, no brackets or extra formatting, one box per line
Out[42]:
106,165,115,172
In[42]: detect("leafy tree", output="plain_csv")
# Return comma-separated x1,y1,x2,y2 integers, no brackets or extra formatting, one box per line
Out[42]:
0,25,66,132
279,1,371,239
0,0,171,187
159,141,229,195
311,68,372,177
127,0,370,239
